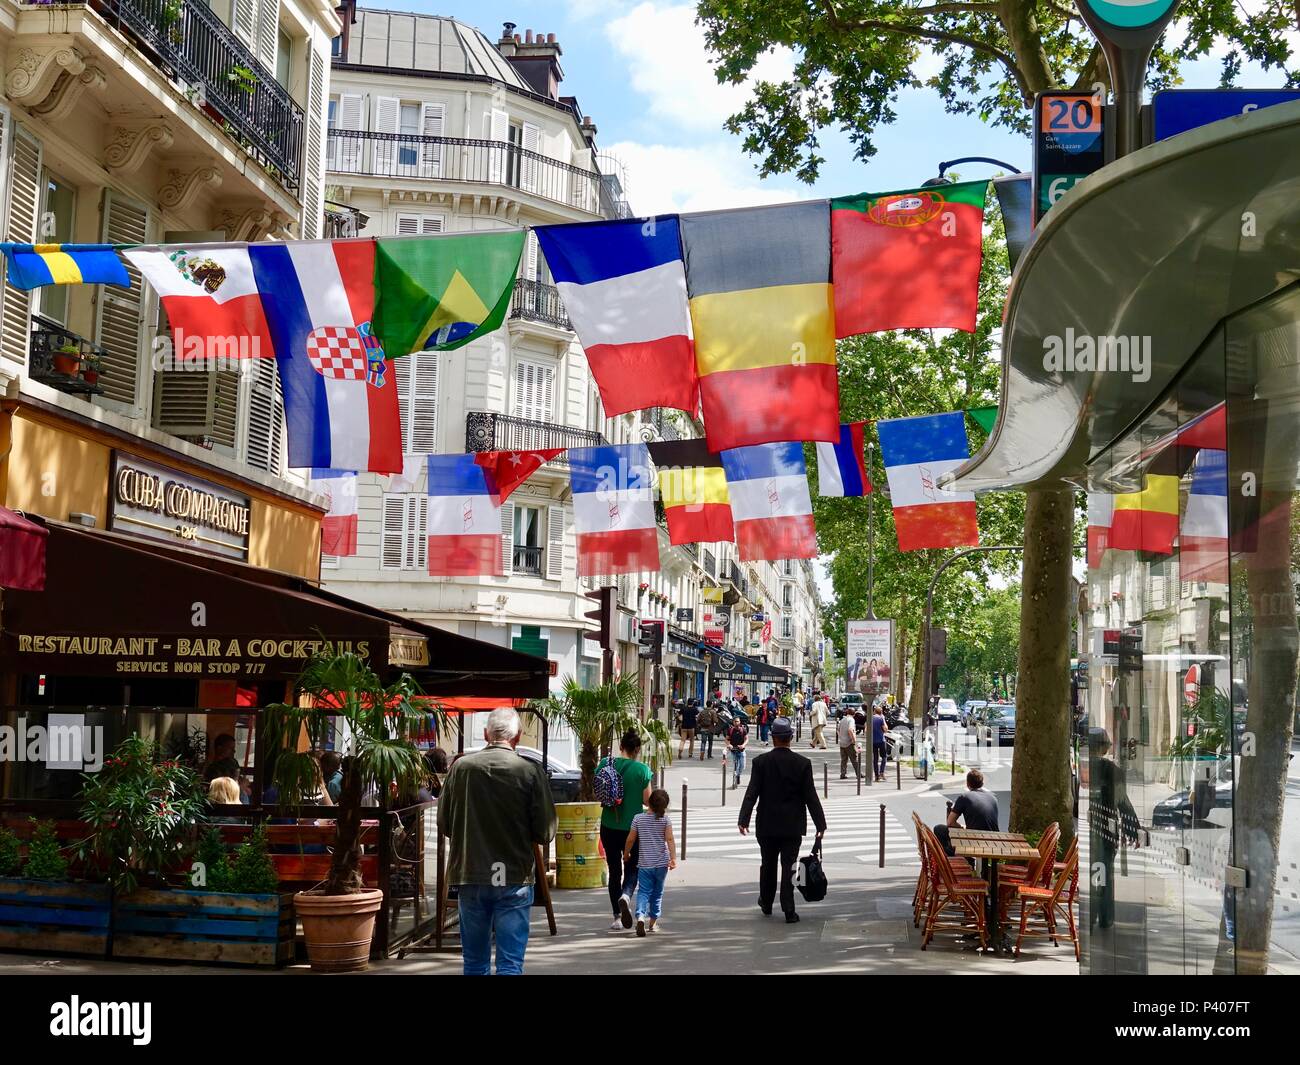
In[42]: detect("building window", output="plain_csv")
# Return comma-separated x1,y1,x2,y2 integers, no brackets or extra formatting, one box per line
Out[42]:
380,493,427,571
512,358,555,422
331,34,342,57
782,617,792,639
513,505,544,575
37,174,76,324
782,585,792,609
276,28,292,88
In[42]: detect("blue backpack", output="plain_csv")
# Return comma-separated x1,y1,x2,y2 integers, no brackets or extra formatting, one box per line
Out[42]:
593,757,625,809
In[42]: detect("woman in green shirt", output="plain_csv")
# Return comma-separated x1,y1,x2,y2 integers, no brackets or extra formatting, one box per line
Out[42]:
599,729,654,931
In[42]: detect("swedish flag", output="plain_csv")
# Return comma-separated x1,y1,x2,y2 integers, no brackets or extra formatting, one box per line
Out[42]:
0,243,130,291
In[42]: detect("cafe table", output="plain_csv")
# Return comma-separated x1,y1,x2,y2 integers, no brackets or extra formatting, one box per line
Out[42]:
949,828,1039,953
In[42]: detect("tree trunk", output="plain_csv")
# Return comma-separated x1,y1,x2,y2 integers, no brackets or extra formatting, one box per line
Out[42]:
325,755,365,895
906,627,925,725
1010,488,1076,848
578,739,599,802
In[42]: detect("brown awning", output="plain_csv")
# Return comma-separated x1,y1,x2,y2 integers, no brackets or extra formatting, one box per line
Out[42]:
0,519,550,698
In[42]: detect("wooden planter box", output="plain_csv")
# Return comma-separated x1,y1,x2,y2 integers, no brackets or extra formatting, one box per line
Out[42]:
112,888,296,967
0,878,111,957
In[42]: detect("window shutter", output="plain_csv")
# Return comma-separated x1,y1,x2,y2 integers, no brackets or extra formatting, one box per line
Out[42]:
233,0,256,46
394,352,438,453
334,92,363,171
255,0,278,71
487,108,508,183
403,493,424,571
546,505,564,580
94,189,148,408
153,361,239,448
420,103,444,177
524,230,539,282
520,121,540,192
500,500,514,576
373,96,400,173
299,46,325,240
381,493,406,570
395,214,419,236
420,215,443,234
512,359,554,422
245,357,284,472
1,123,40,372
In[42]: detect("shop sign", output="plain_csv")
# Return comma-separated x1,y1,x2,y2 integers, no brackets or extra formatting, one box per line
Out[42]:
676,608,694,622
109,452,251,560
1032,90,1106,224
389,635,430,669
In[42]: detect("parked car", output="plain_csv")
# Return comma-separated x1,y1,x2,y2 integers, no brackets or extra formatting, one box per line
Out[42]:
934,697,961,723
514,746,583,804
960,700,987,727
839,692,864,714
1151,778,1233,828
977,704,1016,745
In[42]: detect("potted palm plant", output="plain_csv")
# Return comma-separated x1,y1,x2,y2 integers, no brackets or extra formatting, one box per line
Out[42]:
261,648,433,972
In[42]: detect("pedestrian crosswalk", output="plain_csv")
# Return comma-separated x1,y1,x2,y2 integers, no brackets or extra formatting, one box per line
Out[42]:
681,798,919,866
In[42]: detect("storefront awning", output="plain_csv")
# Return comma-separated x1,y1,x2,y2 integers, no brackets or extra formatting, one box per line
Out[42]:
0,519,550,698
946,99,1300,493
698,644,789,684
0,507,46,591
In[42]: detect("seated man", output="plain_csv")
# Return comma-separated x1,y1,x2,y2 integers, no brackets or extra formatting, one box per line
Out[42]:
934,768,999,856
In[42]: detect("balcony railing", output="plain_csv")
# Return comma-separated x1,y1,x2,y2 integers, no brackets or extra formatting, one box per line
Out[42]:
327,130,605,214
703,549,716,578
89,0,303,189
512,545,544,576
465,412,605,467
510,278,571,330
28,315,107,398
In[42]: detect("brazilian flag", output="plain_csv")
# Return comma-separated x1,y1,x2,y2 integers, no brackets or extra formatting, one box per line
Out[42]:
372,231,524,356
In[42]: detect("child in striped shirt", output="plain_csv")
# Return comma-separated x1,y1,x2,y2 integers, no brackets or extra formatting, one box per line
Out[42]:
624,788,676,936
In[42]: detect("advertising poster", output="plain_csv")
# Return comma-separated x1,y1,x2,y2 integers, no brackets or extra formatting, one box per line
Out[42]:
846,619,893,698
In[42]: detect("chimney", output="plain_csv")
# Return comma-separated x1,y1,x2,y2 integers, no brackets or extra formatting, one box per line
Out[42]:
580,115,597,148
500,27,564,100
498,21,517,57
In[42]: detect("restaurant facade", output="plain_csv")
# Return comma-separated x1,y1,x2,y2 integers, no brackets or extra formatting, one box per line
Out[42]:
949,99,1300,975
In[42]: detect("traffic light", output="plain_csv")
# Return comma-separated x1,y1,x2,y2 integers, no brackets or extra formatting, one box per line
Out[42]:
639,619,665,659
583,586,615,651
928,627,948,667
1118,628,1142,673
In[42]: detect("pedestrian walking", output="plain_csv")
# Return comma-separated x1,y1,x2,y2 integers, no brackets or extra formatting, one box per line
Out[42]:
738,717,826,923
696,701,717,760
871,703,890,781
837,704,862,780
809,692,828,749
624,788,676,936
727,714,749,788
597,729,654,931
436,708,556,975
678,698,699,759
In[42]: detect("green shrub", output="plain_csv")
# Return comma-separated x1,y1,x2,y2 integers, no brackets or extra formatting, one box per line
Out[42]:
194,827,233,893
24,819,69,881
227,825,279,895
0,826,21,877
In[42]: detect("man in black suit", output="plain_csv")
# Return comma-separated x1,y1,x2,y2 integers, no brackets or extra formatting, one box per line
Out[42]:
738,717,827,923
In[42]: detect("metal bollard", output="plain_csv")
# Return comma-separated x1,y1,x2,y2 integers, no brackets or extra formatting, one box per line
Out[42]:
879,804,886,868
721,753,727,806
823,762,828,799
681,779,688,860
953,744,957,776
896,755,901,791
856,753,861,796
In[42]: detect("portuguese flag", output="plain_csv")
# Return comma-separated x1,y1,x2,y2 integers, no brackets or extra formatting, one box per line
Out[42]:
831,180,987,336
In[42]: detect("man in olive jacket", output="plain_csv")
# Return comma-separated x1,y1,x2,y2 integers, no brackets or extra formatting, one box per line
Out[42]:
437,708,557,975
737,717,827,923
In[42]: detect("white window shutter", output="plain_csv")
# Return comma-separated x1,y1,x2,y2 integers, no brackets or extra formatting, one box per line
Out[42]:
524,230,539,282
94,189,149,408
1,123,40,372
245,358,284,473
395,214,419,235
404,493,424,571
373,96,400,173
410,353,438,452
335,92,363,171
520,121,540,192
420,215,444,234
381,494,406,570
546,505,564,580
233,0,256,46
299,46,325,240
256,0,278,71
500,500,514,576
420,103,444,177
487,108,508,183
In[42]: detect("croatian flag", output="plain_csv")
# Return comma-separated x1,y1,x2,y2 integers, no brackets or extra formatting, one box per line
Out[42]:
568,443,660,576
875,412,978,551
124,244,275,360
816,421,872,497
720,442,817,561
425,454,503,577
249,241,402,473
1181,449,1228,583
1087,493,1113,568
309,469,358,557
535,217,698,416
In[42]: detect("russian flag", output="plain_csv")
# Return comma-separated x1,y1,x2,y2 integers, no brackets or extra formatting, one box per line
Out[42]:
568,443,660,576
249,241,402,474
1181,449,1228,582
875,412,978,551
816,421,872,497
310,469,358,556
426,455,503,577
720,442,817,561
124,244,275,360
535,217,697,417
1087,493,1113,568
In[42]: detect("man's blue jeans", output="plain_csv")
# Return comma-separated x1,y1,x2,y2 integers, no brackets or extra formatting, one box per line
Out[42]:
456,883,534,976
731,748,745,781
759,723,770,743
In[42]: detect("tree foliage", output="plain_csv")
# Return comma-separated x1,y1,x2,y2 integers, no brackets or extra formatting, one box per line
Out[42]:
939,583,1021,702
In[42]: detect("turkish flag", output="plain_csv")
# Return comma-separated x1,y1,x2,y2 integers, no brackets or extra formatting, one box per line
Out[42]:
473,450,564,504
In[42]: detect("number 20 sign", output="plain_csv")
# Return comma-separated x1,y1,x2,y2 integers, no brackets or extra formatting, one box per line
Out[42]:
1033,91,1108,224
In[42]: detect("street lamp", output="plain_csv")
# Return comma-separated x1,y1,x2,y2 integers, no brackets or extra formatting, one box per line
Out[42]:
922,157,1023,186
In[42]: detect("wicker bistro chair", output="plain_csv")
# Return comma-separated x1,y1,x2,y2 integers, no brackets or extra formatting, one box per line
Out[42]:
919,824,989,951
1012,836,1080,959
910,812,977,927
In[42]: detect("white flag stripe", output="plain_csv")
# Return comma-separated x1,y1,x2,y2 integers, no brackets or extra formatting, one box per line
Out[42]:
557,260,692,346
571,486,656,534
816,440,845,496
426,493,501,537
123,246,261,302
1182,492,1228,538
883,457,973,509
1087,492,1114,528
726,474,814,522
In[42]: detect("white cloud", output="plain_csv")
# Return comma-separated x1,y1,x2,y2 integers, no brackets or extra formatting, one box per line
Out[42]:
600,139,807,214
605,2,795,133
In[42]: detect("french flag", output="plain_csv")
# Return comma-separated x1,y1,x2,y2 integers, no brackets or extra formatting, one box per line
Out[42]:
1087,493,1113,568
816,421,872,497
1181,449,1228,583
535,217,697,417
720,442,817,561
249,241,402,474
875,412,978,551
568,443,660,576
425,454,503,577
310,469,358,556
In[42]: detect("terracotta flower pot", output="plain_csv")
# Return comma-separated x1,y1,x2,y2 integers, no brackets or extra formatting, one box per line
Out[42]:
82,370,99,385
52,353,79,375
293,888,382,973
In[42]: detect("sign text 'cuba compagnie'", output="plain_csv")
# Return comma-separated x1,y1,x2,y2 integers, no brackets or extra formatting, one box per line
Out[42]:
109,452,251,560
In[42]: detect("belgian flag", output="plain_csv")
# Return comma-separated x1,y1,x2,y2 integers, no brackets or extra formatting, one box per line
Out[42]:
647,439,734,546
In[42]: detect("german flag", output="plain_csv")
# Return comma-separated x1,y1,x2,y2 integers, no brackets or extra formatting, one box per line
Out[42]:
679,202,840,451
647,439,734,546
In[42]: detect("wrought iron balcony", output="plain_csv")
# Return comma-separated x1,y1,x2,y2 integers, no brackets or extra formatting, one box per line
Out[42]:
465,412,605,467
703,549,716,578
89,0,304,189
510,278,571,330
512,545,544,576
326,130,606,215
29,315,108,398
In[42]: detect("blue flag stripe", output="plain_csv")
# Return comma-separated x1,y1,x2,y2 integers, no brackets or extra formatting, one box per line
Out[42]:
535,217,681,285
427,454,494,496
834,425,865,496
568,443,653,495
1190,449,1228,496
720,442,807,483
876,412,970,467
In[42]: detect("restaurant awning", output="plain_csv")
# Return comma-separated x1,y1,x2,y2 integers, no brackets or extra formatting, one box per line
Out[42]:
0,507,47,591
699,644,789,684
0,519,550,699
945,99,1300,493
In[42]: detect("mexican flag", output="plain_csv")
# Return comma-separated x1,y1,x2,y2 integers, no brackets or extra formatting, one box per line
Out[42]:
831,180,987,336
372,230,523,357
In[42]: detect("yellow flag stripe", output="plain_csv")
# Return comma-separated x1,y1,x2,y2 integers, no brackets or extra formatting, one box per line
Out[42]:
37,247,84,285
1112,474,1179,516
660,466,730,509
689,283,836,374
